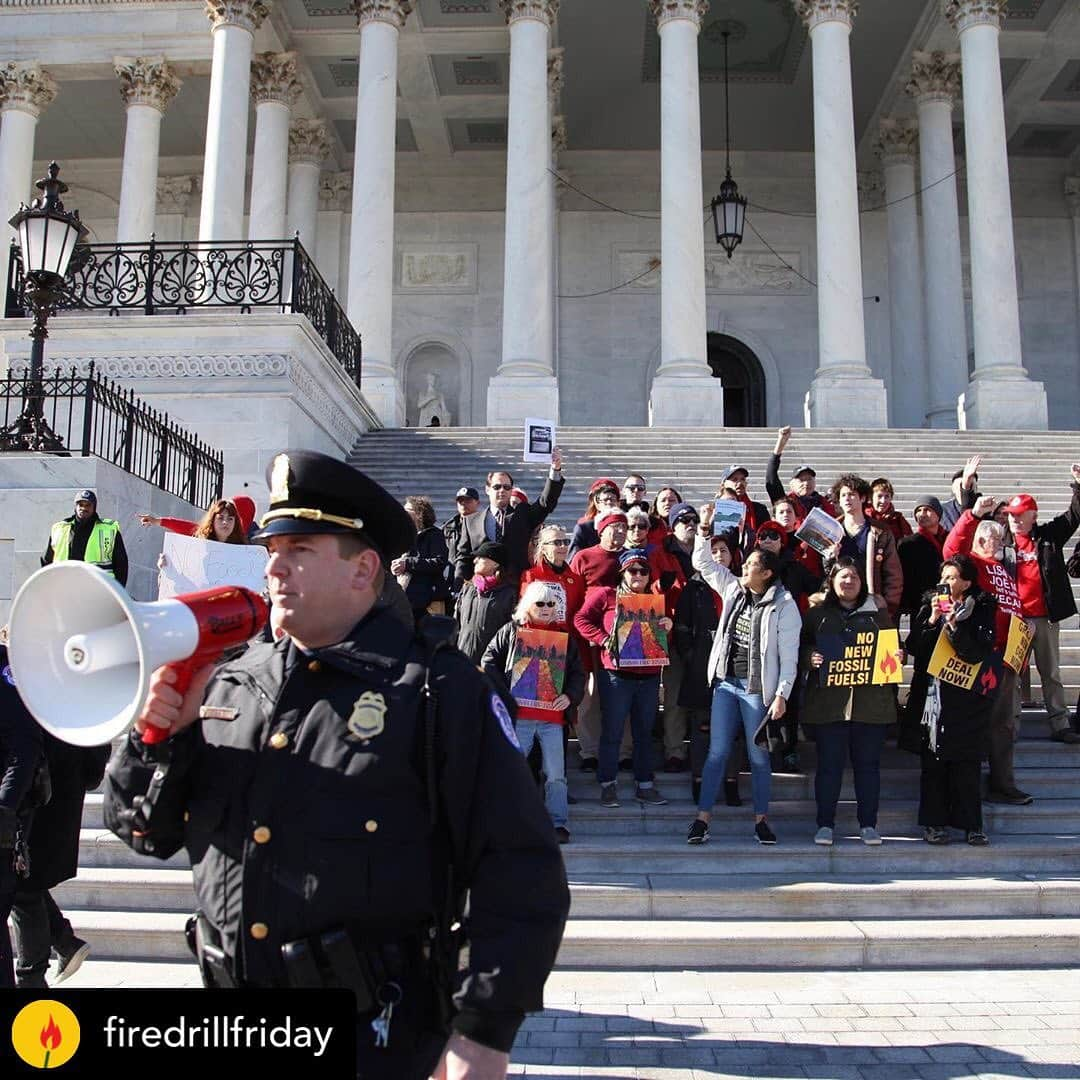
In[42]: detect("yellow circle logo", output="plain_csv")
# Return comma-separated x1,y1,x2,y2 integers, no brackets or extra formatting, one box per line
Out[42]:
11,1000,80,1069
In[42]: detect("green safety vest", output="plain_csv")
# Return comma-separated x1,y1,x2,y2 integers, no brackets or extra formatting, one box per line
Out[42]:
50,518,121,576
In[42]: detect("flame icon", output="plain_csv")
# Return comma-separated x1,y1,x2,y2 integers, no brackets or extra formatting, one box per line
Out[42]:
879,651,898,677
11,1000,80,1069
39,1015,62,1067
980,666,998,693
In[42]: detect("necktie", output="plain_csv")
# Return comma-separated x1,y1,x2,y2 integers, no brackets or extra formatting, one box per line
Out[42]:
495,509,505,541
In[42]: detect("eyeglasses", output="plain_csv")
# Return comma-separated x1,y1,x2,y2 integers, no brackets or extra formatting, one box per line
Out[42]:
545,538,571,547
625,484,646,492
490,483,512,491
534,601,557,608
627,522,649,529
675,517,699,527
758,532,781,543
595,492,619,501
624,567,649,576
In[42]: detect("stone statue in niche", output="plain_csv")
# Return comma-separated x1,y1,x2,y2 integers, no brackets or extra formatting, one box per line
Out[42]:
417,372,451,427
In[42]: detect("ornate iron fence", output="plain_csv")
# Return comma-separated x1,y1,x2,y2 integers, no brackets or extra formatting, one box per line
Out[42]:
0,362,224,506
5,237,362,384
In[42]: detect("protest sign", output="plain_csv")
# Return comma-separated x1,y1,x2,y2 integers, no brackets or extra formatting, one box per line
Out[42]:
158,533,268,599
1003,615,1034,673
614,593,669,668
795,506,844,557
818,627,903,688
926,631,1002,696
711,499,747,536
523,417,556,463
510,628,568,710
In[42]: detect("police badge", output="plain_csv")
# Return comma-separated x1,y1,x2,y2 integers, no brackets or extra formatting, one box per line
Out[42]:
346,690,387,742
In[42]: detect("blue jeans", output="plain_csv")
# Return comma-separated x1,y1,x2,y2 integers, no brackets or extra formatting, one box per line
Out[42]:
596,670,659,785
814,721,886,828
698,677,771,815
515,720,568,828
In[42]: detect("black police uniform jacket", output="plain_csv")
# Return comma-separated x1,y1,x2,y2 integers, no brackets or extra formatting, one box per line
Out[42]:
103,603,570,1053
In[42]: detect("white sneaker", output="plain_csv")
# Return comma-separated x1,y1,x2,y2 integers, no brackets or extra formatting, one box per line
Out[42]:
814,826,834,846
860,826,883,846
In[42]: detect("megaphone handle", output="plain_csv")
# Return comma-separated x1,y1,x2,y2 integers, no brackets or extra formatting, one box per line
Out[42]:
140,657,203,745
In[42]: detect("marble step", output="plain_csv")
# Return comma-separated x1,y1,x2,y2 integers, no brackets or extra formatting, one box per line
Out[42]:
59,908,1080,969
53,867,1080,922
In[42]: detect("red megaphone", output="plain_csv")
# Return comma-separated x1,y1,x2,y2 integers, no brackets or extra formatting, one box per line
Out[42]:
7,563,269,747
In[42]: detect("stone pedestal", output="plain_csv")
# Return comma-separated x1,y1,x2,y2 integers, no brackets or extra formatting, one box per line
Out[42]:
486,373,560,428
649,374,726,428
804,373,889,429
960,375,1049,430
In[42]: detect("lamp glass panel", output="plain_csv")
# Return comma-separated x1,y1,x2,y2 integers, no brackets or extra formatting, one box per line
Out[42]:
44,216,79,278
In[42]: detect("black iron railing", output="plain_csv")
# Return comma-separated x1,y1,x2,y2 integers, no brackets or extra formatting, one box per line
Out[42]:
0,362,224,506
5,237,362,384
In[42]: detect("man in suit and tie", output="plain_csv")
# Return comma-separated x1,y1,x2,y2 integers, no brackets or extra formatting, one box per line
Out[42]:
456,448,565,586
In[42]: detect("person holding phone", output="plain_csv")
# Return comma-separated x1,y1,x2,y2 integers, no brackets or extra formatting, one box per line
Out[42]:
904,555,998,846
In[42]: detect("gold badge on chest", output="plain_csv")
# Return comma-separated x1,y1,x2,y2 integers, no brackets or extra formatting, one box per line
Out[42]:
346,690,387,742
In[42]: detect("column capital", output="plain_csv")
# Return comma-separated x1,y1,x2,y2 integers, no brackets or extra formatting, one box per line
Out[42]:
289,117,331,165
350,0,412,29
552,113,567,153
945,0,1008,35
156,174,199,213
792,0,858,33
548,46,564,110
319,169,352,210
1065,176,1080,219
251,51,301,106
114,56,182,113
205,0,271,33
649,0,708,31
500,0,559,27
875,116,919,165
0,61,58,118
907,49,962,105
858,170,883,212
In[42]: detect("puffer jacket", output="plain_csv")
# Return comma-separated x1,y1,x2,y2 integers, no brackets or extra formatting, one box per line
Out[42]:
800,596,897,726
691,533,801,705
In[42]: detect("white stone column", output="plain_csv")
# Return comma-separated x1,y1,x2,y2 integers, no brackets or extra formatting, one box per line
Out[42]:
1066,177,1080,338
0,63,57,235
549,47,564,387
249,52,299,241
947,0,1047,429
154,175,199,242
287,118,330,255
486,0,559,427
316,170,351,292
199,0,270,243
906,51,968,428
347,0,411,427
795,0,887,428
646,0,725,426
875,118,927,428
114,57,181,244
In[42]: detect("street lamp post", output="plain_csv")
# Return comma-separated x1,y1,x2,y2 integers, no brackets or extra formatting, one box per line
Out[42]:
0,161,87,452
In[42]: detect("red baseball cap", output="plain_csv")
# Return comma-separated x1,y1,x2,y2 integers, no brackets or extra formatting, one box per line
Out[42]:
1006,493,1038,515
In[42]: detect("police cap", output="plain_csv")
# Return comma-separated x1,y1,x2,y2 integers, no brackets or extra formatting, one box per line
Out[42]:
252,449,416,559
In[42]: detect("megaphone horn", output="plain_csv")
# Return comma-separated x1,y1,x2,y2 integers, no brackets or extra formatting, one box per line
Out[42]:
8,562,268,747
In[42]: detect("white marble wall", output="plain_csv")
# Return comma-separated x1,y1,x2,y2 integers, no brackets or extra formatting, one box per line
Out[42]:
0,454,203,622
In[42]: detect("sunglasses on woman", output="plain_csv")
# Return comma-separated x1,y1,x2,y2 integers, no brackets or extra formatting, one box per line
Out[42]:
545,538,571,547
624,567,650,576
534,600,558,608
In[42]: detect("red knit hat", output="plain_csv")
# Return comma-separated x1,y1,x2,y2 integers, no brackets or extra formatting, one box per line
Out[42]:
596,510,628,535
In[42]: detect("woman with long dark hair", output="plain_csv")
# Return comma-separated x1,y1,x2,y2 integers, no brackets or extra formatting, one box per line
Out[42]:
905,554,997,846
568,479,621,559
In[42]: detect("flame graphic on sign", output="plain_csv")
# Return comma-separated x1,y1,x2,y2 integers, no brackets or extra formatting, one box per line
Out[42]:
980,666,998,693
39,1016,62,1051
879,651,898,677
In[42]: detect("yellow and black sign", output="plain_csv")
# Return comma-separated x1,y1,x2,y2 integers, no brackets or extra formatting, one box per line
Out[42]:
821,629,903,688
1003,615,1034,673
927,632,1003,696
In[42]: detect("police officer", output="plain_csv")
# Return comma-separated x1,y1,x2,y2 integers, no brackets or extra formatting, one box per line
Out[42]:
104,450,569,1080
42,489,128,586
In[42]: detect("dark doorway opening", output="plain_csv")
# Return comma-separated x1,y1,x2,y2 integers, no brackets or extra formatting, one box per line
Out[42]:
707,333,766,428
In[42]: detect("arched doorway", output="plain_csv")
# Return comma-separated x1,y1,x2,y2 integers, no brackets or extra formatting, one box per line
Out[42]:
707,333,766,427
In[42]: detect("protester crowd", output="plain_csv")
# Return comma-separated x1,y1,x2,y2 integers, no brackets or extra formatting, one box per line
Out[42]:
3,432,1080,992
429,428,1080,849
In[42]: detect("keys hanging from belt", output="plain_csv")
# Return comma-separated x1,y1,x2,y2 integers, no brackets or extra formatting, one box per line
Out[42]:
371,981,402,1049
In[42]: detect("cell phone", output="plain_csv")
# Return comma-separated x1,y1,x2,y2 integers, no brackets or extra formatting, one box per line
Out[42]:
936,584,953,614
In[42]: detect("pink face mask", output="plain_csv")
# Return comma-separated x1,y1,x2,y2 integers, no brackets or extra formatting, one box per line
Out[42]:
474,573,500,594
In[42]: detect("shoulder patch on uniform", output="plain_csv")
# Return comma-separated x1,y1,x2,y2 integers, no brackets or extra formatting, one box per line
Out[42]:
199,705,239,721
490,692,519,749
2,664,14,687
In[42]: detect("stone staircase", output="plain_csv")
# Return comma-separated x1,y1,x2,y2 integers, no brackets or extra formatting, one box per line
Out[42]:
56,427,1080,972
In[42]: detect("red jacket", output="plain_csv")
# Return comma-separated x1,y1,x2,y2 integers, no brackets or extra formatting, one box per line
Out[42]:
865,506,913,544
520,560,589,668
648,536,694,619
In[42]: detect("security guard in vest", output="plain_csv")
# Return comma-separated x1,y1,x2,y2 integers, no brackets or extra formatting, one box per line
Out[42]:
104,450,570,1080
43,489,128,586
